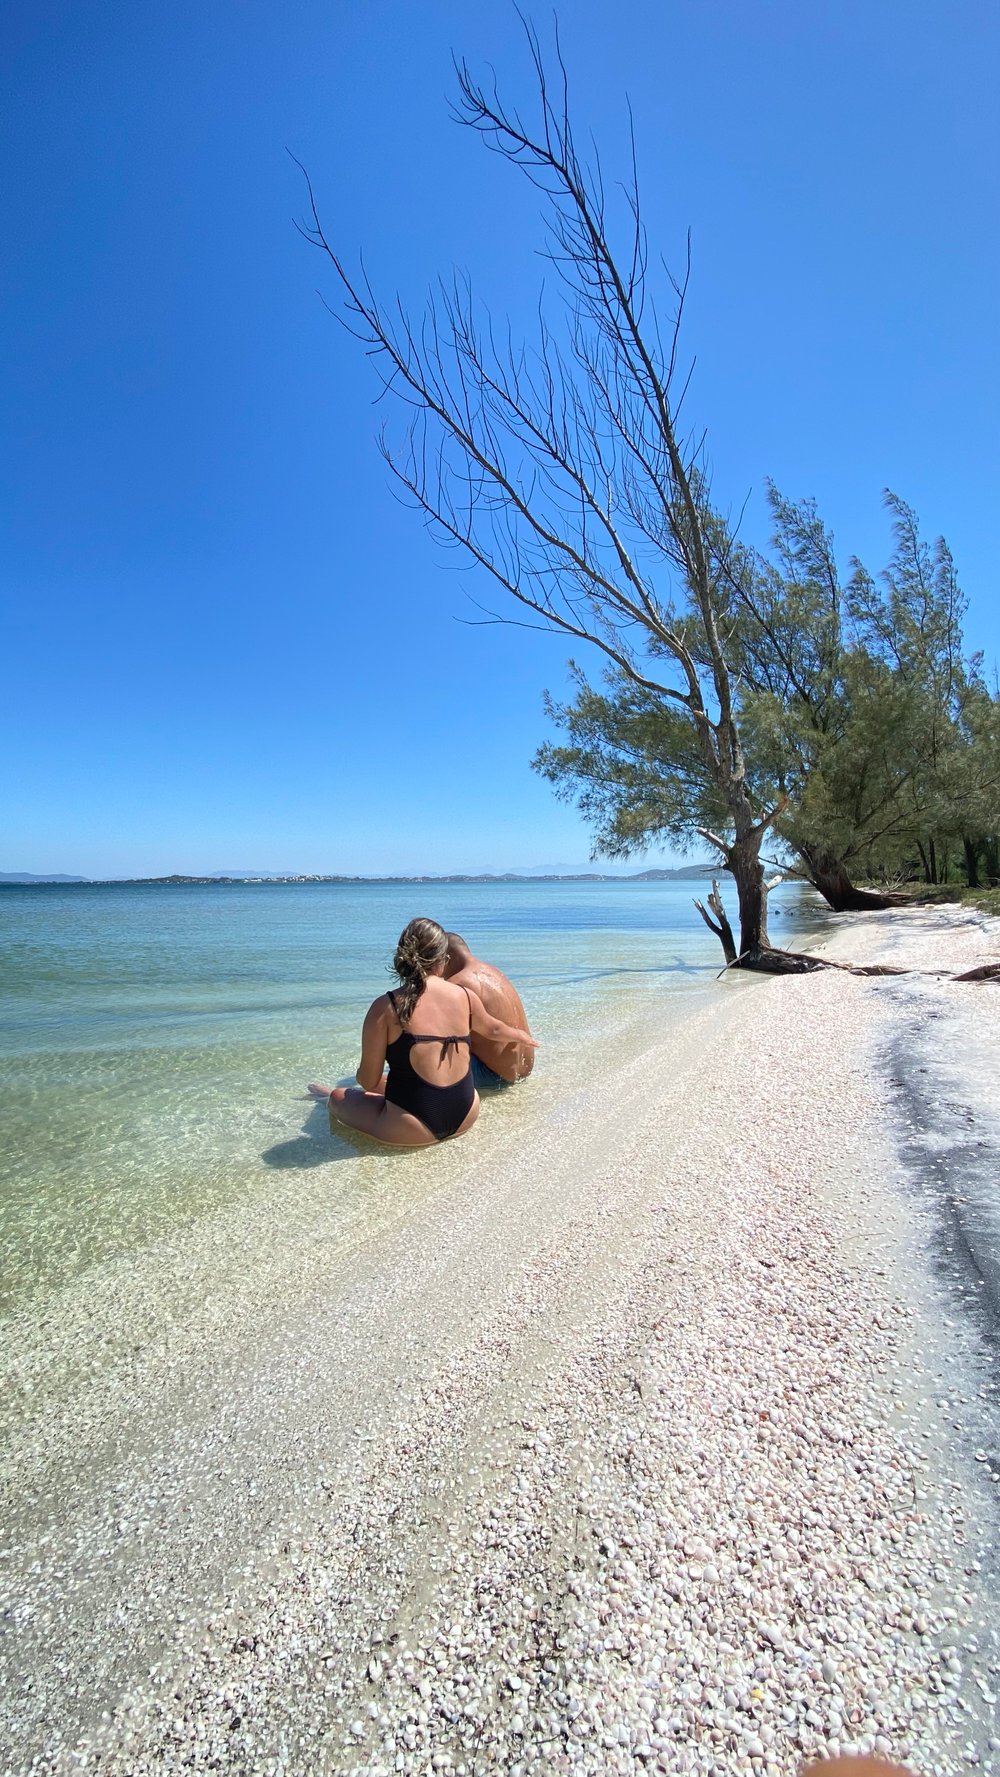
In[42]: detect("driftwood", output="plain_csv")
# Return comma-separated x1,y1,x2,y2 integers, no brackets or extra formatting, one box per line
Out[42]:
720,950,916,979
696,879,996,983
954,961,1000,983
696,878,919,977
693,880,737,965
723,948,971,980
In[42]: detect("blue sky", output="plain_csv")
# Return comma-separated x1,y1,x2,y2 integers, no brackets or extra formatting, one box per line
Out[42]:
3,0,998,877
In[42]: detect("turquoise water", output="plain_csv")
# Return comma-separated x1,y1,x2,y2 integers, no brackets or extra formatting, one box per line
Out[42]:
0,879,813,1321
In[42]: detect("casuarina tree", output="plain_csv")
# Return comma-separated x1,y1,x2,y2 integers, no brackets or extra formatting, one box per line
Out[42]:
298,26,813,968
539,486,994,914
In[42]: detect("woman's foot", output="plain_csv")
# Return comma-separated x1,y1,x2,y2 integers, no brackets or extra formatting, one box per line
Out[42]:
307,1082,333,1099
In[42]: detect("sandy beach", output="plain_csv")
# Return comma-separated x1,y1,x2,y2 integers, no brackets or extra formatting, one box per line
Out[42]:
3,904,1000,1776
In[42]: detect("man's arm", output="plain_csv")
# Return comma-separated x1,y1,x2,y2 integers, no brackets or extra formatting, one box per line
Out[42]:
356,996,389,1090
465,988,538,1050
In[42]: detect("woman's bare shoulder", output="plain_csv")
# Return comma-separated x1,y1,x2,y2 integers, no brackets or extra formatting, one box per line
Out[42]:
422,976,470,1017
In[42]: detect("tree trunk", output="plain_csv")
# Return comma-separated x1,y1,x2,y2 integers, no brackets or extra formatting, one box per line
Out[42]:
798,844,907,912
928,836,938,885
963,837,980,889
694,840,892,976
916,840,934,885
731,832,770,956
694,827,776,965
697,830,828,972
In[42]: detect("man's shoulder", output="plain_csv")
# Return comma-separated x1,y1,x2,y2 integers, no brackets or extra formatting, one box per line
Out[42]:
462,960,513,996
459,961,525,1018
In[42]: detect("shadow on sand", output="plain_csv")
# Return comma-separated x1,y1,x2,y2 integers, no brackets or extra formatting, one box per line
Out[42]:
260,1093,404,1170
264,1087,373,1172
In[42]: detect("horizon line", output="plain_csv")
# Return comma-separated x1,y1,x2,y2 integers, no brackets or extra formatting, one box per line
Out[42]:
1,862,724,887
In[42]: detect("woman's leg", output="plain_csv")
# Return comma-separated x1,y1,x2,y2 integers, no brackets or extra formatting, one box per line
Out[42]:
308,1077,387,1099
327,1086,437,1148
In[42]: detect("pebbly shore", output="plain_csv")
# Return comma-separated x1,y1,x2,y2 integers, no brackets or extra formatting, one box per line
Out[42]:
2,904,999,1776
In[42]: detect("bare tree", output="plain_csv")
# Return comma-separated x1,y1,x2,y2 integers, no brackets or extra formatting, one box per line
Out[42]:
296,24,813,968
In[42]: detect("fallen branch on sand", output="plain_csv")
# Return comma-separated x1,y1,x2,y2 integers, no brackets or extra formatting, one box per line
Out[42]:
696,880,999,982
954,960,1000,983
715,950,916,981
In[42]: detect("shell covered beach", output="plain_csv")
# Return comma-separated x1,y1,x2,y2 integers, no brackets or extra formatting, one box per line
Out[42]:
3,903,1000,1775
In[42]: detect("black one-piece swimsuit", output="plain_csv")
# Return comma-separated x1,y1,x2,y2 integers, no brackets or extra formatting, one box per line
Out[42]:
384,990,475,1141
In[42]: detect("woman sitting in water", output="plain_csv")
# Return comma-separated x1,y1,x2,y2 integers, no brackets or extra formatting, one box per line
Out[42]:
308,916,538,1147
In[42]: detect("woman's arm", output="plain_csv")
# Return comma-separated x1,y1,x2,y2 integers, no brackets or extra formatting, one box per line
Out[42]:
356,996,390,1090
465,988,540,1050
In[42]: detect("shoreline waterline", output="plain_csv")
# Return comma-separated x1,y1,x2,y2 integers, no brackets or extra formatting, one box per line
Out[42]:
1,876,792,1319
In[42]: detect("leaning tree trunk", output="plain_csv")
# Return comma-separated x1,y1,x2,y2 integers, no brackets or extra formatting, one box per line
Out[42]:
797,844,907,911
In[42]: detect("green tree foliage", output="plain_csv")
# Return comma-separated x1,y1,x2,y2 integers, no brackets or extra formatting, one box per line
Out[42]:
843,497,997,885
535,668,736,858
537,490,999,901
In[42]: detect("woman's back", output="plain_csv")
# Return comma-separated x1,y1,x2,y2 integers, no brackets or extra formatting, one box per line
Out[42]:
386,976,472,1088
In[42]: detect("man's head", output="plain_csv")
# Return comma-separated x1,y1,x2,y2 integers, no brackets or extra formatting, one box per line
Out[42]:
443,931,472,977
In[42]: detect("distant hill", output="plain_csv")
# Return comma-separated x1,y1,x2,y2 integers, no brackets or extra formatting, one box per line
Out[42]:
631,863,728,880
2,860,726,887
482,861,627,876
206,860,722,881
0,873,90,884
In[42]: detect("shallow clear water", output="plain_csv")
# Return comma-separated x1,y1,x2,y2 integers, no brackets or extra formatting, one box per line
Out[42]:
0,878,819,1322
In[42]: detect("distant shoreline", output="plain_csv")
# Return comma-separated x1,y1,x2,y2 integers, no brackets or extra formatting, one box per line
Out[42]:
0,864,730,887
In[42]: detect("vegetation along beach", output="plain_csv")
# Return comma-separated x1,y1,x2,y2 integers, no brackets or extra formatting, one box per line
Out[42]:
3,5,999,1775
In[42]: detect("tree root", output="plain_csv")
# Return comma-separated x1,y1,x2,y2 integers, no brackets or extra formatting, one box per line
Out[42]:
731,948,827,975
733,947,994,982
696,881,998,981
954,961,1000,983
732,948,910,976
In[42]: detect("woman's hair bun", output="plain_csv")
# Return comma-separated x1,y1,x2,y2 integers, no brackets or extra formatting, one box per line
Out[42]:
391,916,448,1023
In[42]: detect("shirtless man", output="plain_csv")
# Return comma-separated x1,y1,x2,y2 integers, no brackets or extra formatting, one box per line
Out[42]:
443,932,535,1087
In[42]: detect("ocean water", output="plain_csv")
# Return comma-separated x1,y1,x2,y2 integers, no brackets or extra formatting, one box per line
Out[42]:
0,878,820,1330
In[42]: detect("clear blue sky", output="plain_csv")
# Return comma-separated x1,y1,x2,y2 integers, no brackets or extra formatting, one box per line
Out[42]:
3,1,998,877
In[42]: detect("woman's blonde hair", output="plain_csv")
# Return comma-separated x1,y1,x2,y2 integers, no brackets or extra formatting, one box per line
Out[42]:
392,916,448,1024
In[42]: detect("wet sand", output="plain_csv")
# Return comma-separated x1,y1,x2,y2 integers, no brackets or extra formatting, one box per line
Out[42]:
2,904,999,1775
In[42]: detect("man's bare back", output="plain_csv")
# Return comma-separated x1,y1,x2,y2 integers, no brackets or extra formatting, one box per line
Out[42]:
443,933,534,1084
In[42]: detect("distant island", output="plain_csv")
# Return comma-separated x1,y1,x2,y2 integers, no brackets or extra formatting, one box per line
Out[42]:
0,872,91,884
1,863,728,887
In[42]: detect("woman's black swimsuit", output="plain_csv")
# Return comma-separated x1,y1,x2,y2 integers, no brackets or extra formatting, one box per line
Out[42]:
384,990,475,1140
